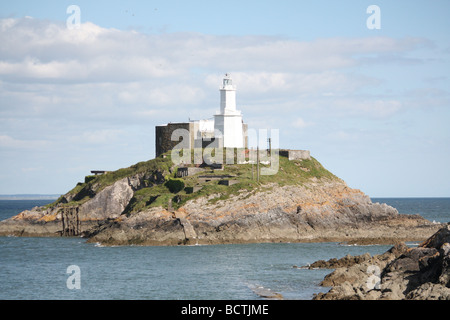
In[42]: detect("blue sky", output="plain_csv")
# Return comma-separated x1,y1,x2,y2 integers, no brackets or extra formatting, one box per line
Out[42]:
0,0,449,197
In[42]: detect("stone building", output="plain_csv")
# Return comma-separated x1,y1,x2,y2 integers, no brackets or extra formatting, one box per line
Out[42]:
279,149,311,161
155,74,248,157
214,73,246,148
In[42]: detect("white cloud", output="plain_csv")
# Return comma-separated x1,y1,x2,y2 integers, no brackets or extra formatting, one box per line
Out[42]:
69,129,126,145
292,117,314,128
0,18,434,129
326,130,356,142
0,17,443,195
21,166,43,173
332,98,403,118
0,18,430,83
0,17,431,125
0,135,50,149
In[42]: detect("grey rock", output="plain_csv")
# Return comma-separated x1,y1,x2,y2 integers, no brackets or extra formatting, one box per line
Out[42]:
0,177,441,245
314,225,450,300
79,177,134,220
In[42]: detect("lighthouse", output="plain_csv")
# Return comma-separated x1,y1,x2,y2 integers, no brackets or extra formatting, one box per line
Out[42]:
155,73,247,158
214,73,245,148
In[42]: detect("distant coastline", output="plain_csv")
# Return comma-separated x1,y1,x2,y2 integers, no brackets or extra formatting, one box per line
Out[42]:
0,194,60,200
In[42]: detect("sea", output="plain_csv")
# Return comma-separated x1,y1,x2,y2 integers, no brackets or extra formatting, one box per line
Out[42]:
0,198,448,300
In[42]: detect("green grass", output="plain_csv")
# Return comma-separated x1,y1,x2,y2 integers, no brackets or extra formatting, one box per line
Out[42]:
46,149,339,214
257,155,339,185
48,155,174,208
123,185,174,214
92,156,173,191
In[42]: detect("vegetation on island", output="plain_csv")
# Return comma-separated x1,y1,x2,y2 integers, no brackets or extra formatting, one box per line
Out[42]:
47,148,339,215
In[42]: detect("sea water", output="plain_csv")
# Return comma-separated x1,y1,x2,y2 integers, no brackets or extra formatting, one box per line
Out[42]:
0,198,448,300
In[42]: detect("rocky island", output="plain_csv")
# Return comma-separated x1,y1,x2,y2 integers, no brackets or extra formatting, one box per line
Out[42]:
0,150,441,246
311,224,450,300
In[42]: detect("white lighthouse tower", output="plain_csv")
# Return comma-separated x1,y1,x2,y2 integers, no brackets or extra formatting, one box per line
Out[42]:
214,73,245,148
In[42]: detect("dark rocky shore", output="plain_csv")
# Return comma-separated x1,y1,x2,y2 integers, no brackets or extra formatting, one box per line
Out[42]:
310,224,450,300
0,180,441,246
0,151,446,300
0,154,442,246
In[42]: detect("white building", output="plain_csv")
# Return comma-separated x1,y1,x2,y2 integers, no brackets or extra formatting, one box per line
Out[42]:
155,73,247,157
214,74,246,148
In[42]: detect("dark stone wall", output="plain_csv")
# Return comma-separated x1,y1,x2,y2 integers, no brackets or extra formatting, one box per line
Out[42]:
279,149,311,160
155,121,249,158
155,123,193,157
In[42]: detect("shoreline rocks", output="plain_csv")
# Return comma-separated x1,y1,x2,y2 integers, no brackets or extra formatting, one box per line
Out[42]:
85,181,441,246
312,224,450,300
0,181,442,246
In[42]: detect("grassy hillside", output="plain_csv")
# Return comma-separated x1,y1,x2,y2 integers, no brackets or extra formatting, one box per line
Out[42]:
48,149,339,214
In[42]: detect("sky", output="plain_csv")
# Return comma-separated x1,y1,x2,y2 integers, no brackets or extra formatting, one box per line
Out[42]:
0,0,449,197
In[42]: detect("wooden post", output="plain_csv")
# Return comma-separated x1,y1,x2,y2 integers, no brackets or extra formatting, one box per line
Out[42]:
251,147,254,180
257,146,260,182
76,207,80,236
61,206,80,236
61,207,66,236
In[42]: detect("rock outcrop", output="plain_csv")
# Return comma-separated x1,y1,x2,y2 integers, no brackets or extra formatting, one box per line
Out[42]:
0,155,442,246
313,224,450,300
0,176,139,237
